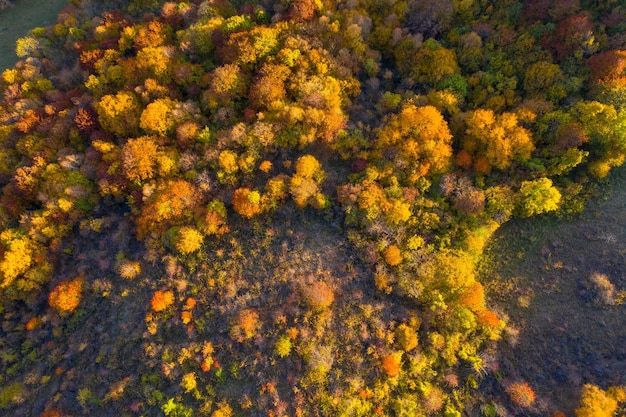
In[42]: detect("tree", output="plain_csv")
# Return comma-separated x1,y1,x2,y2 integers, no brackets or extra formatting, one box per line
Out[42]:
507,382,536,408
121,136,159,183
232,187,263,218
140,98,177,136
175,226,204,254
376,105,453,183
517,178,562,217
49,277,83,314
96,91,142,138
575,384,621,417
462,109,535,172
136,180,199,239
151,290,175,312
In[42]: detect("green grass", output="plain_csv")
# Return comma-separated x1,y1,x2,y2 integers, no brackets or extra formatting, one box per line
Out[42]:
0,0,68,70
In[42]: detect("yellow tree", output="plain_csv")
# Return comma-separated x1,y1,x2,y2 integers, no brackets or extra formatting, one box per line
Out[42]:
462,109,535,172
376,104,453,183
96,91,142,137
121,136,159,183
140,98,177,136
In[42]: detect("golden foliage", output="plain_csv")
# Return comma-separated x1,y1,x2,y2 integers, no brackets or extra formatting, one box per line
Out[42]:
395,324,418,351
151,290,175,312
121,136,159,183
463,109,535,171
175,226,204,254
383,245,402,266
575,384,622,417
49,277,83,314
0,236,33,288
376,105,453,181
140,98,177,136
96,91,142,137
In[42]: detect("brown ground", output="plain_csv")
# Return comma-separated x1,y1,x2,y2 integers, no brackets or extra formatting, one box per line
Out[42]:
479,169,626,415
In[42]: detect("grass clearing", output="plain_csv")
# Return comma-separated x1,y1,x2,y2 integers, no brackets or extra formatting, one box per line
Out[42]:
0,0,68,70
479,168,626,415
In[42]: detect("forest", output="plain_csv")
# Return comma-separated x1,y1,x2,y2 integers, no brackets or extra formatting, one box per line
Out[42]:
0,0,625,415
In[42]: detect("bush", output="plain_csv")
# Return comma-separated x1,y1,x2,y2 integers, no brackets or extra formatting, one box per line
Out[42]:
49,277,83,314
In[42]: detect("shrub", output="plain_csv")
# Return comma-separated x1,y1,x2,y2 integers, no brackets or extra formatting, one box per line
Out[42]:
119,261,141,279
49,277,83,314
507,382,536,408
303,281,334,309
384,245,402,266
381,352,402,377
151,290,175,312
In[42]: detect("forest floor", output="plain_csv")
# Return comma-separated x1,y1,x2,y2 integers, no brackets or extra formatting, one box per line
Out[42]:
478,167,626,415
0,0,68,70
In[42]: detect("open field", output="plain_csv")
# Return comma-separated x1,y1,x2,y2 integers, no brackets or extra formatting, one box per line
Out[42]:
0,0,68,69
479,168,626,415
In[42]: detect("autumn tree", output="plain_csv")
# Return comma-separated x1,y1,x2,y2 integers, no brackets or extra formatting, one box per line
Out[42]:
136,180,199,239
461,109,535,173
575,384,624,417
507,382,536,408
517,178,562,217
49,277,83,314
232,187,263,218
175,226,204,254
96,91,142,138
121,136,159,183
375,104,453,183
140,98,178,136
289,155,327,208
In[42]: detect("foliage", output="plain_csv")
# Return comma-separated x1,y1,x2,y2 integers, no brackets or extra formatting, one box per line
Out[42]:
0,0,625,415
48,277,83,314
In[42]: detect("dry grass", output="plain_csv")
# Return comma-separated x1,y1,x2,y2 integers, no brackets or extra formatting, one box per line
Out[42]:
478,167,626,415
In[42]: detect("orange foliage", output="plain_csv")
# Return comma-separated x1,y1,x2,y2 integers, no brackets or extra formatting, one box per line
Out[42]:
15,109,41,134
381,353,401,377
39,409,64,417
49,277,83,313
459,282,486,312
181,311,193,324
151,290,175,312
507,381,536,408
286,0,316,22
303,281,334,309
456,149,473,169
376,105,453,181
231,309,260,342
136,180,198,238
232,188,263,219
25,316,42,331
384,245,402,266
74,106,99,136
476,309,501,327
